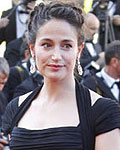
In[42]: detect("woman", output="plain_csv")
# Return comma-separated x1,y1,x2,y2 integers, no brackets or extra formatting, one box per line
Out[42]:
1,0,120,150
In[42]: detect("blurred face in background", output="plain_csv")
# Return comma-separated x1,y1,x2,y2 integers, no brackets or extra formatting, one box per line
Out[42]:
0,71,8,91
84,13,100,41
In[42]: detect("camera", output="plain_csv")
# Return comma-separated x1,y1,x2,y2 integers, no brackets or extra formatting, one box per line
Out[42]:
91,0,109,21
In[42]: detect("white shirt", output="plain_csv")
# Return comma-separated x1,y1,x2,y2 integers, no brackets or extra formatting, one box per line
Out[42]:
16,6,29,38
108,1,116,16
86,42,97,57
96,68,120,101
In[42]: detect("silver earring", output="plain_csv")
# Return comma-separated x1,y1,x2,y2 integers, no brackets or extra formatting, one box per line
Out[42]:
30,57,36,74
78,54,83,75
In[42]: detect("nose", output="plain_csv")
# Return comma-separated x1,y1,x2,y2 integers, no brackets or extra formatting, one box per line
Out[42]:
51,46,62,61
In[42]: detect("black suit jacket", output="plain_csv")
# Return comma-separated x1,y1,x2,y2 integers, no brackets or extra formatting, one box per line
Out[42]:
13,73,43,98
113,0,120,40
0,7,17,45
80,42,102,69
4,37,23,67
3,63,30,102
82,74,117,101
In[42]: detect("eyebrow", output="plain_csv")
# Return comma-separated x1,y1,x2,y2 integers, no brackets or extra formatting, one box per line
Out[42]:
40,38,74,43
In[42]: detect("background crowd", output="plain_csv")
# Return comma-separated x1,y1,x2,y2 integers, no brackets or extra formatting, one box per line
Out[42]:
0,0,119,149
0,0,119,127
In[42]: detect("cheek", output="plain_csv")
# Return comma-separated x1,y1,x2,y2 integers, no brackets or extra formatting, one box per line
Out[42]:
64,53,77,69
35,51,49,69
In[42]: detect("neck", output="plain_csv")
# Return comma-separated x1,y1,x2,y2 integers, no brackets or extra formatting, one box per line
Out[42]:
105,66,119,79
40,76,75,102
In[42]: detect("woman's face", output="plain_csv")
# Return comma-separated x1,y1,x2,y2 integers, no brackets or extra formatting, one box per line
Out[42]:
30,19,83,81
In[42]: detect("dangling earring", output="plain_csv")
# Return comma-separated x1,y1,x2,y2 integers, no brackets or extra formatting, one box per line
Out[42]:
77,53,83,75
30,57,36,74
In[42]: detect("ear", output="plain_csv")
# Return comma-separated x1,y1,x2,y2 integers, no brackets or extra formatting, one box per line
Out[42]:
77,42,84,56
28,42,35,58
111,57,118,68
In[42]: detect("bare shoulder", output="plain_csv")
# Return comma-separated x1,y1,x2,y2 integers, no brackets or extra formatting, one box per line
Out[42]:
18,91,33,106
88,89,102,106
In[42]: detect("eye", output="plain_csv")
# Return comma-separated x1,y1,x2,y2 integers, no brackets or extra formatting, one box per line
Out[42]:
62,44,72,50
41,43,52,48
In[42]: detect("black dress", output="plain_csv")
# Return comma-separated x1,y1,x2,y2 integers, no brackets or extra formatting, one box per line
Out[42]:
2,80,120,150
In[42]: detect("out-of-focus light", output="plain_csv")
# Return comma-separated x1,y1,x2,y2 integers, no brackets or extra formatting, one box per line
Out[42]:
0,0,12,17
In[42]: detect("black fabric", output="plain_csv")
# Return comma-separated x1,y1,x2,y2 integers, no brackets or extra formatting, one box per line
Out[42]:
80,43,102,69
2,80,120,149
2,97,18,134
113,0,120,40
4,37,23,67
0,8,16,45
82,74,117,101
114,81,120,102
10,125,83,150
0,91,8,127
93,98,120,135
3,63,30,102
13,73,43,98
76,81,95,150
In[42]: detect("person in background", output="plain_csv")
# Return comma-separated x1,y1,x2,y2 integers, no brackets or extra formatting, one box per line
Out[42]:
91,0,118,50
0,57,10,127
112,0,120,40
0,18,9,29
80,13,104,76
13,70,43,98
3,39,30,102
1,0,120,150
0,0,36,47
82,40,120,103
4,33,26,67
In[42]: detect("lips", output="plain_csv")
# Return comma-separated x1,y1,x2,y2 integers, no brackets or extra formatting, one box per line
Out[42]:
47,64,65,70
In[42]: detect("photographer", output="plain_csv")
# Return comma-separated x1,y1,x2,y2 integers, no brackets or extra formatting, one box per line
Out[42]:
91,0,117,50
112,0,120,40
0,0,35,46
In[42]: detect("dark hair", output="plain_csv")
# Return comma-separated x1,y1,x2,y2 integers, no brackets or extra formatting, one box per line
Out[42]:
22,0,36,6
20,39,30,60
105,40,120,65
27,0,85,46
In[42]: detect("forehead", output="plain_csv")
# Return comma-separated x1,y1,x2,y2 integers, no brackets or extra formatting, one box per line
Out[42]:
36,19,78,41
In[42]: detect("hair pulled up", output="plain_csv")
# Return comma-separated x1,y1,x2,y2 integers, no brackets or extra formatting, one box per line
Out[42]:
27,0,85,45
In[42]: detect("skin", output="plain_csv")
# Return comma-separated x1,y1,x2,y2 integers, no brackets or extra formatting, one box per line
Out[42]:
0,71,8,91
30,19,83,82
18,19,83,130
1,18,119,150
105,57,120,79
0,138,8,150
0,18,9,29
84,13,100,41
28,19,120,149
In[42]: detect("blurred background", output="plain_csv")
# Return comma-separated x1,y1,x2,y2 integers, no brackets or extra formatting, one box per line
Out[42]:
0,0,12,56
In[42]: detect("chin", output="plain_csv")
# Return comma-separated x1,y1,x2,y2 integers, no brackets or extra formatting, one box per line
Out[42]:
45,74,66,82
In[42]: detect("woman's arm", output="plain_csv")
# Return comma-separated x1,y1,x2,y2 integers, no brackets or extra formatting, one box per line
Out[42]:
95,128,120,150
